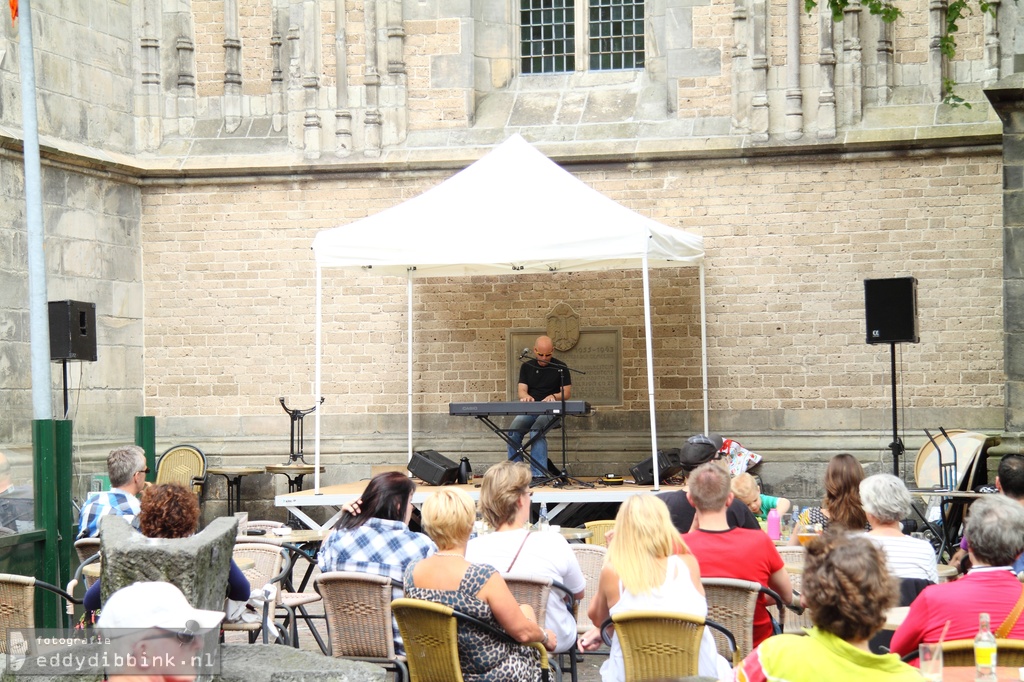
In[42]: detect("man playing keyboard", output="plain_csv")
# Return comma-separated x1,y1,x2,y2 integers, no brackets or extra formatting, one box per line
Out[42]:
509,335,571,478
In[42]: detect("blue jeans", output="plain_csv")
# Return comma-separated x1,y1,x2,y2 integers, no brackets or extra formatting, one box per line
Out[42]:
507,414,553,477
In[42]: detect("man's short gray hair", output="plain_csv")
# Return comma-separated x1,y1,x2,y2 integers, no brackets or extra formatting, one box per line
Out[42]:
107,446,145,488
687,463,731,512
859,474,911,524
966,495,1024,567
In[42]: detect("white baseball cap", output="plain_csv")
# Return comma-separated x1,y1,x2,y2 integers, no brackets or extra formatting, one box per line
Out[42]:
97,582,225,631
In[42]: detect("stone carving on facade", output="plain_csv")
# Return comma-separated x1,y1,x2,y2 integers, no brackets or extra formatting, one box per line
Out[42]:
546,303,581,352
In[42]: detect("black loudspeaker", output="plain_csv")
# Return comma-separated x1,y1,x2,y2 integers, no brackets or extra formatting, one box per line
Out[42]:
864,277,920,344
409,450,459,486
48,300,97,361
629,448,684,485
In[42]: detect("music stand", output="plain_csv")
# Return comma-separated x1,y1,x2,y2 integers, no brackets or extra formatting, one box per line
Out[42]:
279,396,324,465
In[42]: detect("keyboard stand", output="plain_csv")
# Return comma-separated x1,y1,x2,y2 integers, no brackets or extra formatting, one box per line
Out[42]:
467,413,561,483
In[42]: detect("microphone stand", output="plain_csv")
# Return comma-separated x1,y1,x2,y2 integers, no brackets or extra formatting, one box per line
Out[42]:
531,360,593,489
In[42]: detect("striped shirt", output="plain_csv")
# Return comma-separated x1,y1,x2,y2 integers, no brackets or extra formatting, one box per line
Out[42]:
866,534,938,583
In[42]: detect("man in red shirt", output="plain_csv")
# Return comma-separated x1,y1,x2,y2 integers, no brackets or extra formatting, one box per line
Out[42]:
684,463,794,647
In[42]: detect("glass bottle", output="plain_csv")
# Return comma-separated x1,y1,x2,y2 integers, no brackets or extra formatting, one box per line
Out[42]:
537,502,550,531
974,611,997,681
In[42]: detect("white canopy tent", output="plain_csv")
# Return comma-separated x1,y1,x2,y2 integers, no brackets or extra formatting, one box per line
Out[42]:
310,134,708,492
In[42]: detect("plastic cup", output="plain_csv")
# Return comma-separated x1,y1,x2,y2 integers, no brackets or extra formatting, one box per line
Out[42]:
918,642,942,682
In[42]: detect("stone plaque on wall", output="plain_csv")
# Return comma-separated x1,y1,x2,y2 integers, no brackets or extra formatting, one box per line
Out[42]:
507,329,622,406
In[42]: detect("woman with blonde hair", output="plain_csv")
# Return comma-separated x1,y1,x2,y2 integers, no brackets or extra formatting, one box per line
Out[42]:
405,487,555,682
788,453,867,545
577,494,730,681
466,461,586,654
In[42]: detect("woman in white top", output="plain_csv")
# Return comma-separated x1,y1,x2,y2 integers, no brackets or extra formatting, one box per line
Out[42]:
466,461,586,654
860,473,938,583
577,494,731,681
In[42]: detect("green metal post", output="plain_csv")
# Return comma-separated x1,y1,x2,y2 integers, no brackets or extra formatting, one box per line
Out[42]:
135,416,156,483
32,419,58,628
54,420,74,594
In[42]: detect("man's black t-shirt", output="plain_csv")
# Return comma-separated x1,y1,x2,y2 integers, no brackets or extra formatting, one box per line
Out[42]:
659,489,760,534
518,358,570,401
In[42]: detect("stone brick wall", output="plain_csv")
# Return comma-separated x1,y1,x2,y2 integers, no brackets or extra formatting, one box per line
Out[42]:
0,157,144,447
138,149,1003,478
0,2,134,152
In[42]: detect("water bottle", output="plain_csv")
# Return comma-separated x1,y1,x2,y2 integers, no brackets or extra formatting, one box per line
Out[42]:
975,612,997,681
537,502,550,531
458,457,472,485
766,508,781,540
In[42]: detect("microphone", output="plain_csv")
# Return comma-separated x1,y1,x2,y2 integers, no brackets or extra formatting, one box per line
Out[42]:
519,348,531,359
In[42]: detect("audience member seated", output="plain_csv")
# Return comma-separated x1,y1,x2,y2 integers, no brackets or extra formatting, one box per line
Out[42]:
788,453,867,545
890,495,1024,657
577,494,731,680
84,483,250,612
78,445,148,539
950,453,1024,572
317,471,436,656
98,581,225,682
466,461,585,654
860,473,938,583
405,487,555,682
684,463,794,648
736,532,920,682
731,472,790,523
659,433,760,533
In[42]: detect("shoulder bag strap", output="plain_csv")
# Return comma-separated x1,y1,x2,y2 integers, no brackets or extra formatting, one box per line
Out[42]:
996,582,1024,638
506,530,532,573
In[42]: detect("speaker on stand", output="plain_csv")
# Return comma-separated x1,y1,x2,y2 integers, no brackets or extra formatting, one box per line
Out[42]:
864,277,920,477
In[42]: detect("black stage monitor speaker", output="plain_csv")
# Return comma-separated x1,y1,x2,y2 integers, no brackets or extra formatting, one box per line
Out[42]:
864,277,920,345
409,449,459,486
629,448,683,486
48,300,98,361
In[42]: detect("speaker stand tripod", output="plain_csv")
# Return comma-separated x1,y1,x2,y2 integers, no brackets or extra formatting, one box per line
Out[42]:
887,342,903,478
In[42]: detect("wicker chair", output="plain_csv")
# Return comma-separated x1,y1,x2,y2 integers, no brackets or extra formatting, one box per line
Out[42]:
582,520,615,547
244,520,286,534
940,639,1024,666
702,577,785,661
155,444,207,496
73,537,101,588
773,548,812,634
599,610,738,680
776,546,806,568
392,597,550,682
0,574,80,649
222,543,289,644
570,544,606,634
502,573,578,681
315,571,408,682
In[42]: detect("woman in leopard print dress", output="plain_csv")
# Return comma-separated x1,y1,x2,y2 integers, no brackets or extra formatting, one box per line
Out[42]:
405,487,555,682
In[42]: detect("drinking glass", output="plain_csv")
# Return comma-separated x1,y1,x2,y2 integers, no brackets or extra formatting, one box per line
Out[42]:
918,642,942,682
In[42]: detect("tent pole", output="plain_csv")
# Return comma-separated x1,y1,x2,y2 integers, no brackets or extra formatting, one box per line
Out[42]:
314,265,322,493
407,270,414,462
700,263,709,435
642,254,659,491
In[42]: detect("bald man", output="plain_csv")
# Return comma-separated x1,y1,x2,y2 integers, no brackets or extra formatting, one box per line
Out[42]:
508,335,571,477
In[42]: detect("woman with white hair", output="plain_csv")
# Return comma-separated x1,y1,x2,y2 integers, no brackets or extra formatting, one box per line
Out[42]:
860,473,938,583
